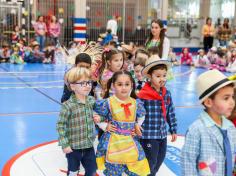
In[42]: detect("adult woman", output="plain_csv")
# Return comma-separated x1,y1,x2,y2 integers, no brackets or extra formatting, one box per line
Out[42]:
145,19,170,59
48,15,61,45
202,17,215,52
218,18,231,47
33,15,47,51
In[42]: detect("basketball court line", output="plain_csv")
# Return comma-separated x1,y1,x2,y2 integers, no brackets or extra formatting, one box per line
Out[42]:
0,65,62,105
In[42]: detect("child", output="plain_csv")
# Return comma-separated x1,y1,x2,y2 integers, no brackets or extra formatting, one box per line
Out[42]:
96,48,124,99
94,70,150,176
0,42,11,63
168,47,180,66
57,67,100,176
181,69,236,176
226,49,236,73
133,57,146,92
180,48,193,65
10,45,24,64
138,56,177,175
194,49,210,68
207,46,218,64
12,25,21,45
61,53,92,103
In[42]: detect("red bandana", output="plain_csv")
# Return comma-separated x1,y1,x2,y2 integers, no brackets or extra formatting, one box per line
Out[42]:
138,82,167,121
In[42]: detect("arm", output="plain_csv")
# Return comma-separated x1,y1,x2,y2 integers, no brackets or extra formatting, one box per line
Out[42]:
166,92,177,135
56,104,71,149
181,128,200,176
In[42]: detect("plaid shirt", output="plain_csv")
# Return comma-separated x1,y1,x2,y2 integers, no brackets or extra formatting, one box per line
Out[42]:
140,89,177,139
181,111,236,176
57,94,96,149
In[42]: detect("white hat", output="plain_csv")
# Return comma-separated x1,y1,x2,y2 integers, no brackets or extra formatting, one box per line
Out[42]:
210,46,217,52
196,69,234,103
142,54,170,78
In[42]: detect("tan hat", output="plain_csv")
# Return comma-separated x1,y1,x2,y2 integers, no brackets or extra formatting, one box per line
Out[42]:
121,44,133,54
196,69,234,103
142,54,170,78
31,41,39,46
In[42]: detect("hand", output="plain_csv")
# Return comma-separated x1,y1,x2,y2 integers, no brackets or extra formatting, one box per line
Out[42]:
106,122,117,132
134,124,143,137
93,114,101,123
171,134,177,142
63,146,73,154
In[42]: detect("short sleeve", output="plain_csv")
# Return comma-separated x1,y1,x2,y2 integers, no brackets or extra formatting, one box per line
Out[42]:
136,99,146,119
94,99,110,120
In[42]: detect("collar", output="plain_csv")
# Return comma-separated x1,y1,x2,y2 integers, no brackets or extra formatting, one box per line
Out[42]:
70,94,88,104
200,111,234,129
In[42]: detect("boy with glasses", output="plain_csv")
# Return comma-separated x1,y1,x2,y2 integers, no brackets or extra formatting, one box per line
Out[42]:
57,67,100,176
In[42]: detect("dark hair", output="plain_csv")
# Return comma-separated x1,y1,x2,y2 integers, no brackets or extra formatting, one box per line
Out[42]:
208,83,234,100
134,57,146,67
147,64,167,75
145,19,165,57
107,29,112,34
104,70,137,99
223,18,229,29
206,17,212,24
98,48,124,82
134,48,149,58
147,46,159,56
75,53,92,65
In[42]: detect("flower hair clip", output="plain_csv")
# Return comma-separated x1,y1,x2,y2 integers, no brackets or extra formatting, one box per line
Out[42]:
104,48,111,53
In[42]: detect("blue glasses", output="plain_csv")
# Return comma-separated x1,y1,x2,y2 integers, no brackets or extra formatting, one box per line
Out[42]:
73,81,93,87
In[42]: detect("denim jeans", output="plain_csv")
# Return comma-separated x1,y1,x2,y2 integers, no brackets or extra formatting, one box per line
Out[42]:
140,138,167,176
36,35,46,51
66,147,97,176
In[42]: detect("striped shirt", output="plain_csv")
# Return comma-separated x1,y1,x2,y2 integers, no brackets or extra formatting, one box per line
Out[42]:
57,94,96,149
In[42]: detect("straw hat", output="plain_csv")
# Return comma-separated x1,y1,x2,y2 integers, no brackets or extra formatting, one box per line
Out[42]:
31,41,39,46
142,54,170,78
121,44,133,55
196,69,234,103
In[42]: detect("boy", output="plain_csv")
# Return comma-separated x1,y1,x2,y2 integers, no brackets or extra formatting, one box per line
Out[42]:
181,69,236,176
57,67,100,176
133,57,146,92
138,55,177,176
61,53,92,103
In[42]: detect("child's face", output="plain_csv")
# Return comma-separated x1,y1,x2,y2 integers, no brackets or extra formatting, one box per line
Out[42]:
108,53,123,72
134,65,144,81
199,51,204,56
70,77,92,96
207,86,235,118
150,69,167,90
76,62,91,69
113,74,132,100
183,48,188,54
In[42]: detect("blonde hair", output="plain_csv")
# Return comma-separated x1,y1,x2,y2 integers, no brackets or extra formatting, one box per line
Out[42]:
65,67,91,89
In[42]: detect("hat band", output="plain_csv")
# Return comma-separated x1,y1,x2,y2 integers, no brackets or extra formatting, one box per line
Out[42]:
199,78,230,100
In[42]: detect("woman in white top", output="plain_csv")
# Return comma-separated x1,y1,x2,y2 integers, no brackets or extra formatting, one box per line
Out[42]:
145,19,170,59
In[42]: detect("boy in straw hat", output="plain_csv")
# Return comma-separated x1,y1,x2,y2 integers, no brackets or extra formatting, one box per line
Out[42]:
181,69,236,176
138,55,177,176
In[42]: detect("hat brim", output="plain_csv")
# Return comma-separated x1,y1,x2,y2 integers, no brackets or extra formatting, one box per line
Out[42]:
199,79,234,103
142,60,171,78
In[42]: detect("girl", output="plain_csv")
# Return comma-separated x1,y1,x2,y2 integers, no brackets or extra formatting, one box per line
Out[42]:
180,48,193,65
145,19,170,59
12,25,21,45
33,15,47,51
226,49,236,73
96,48,124,99
194,49,210,68
48,15,61,46
94,71,150,176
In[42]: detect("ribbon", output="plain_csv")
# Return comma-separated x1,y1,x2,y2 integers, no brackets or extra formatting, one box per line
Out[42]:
121,103,132,119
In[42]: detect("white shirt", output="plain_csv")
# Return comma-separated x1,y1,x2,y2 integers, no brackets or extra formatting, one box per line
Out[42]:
106,19,117,36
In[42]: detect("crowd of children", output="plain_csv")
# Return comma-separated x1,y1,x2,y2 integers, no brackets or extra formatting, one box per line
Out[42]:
55,38,236,176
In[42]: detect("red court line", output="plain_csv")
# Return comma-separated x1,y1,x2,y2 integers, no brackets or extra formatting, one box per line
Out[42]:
2,140,57,176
